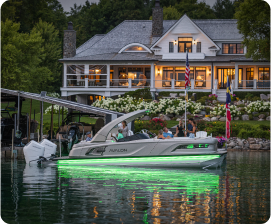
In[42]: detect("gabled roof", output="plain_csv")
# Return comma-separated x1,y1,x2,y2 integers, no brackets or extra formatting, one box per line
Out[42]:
76,34,105,54
150,14,219,50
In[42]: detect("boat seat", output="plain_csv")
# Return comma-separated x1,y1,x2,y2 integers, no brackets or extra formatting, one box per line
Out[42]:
117,133,149,142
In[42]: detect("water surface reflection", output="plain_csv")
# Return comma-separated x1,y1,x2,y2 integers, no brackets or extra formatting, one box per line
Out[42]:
1,151,270,223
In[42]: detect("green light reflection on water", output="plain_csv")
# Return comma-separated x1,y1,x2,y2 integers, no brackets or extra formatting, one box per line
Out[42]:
57,155,220,165
57,165,219,195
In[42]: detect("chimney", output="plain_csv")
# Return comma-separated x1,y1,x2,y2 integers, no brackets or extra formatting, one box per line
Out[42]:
152,0,163,37
63,21,76,58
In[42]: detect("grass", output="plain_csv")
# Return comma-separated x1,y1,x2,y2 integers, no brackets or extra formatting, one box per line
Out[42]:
1,98,97,124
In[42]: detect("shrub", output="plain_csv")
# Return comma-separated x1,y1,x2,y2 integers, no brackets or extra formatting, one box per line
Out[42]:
210,105,241,117
245,101,270,114
45,105,68,115
123,88,152,100
205,107,211,115
237,104,245,107
234,91,267,100
134,118,167,133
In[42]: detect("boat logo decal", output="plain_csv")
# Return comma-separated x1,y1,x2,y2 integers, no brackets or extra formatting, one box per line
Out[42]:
109,149,127,152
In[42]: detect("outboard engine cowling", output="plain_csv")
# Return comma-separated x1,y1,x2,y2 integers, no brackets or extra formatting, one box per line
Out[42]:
40,139,57,158
23,141,45,164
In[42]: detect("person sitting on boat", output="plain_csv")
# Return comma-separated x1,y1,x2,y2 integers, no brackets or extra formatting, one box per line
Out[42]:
158,129,170,139
187,120,197,138
85,132,92,141
117,129,124,139
162,127,174,138
119,121,129,137
176,120,186,137
186,118,194,137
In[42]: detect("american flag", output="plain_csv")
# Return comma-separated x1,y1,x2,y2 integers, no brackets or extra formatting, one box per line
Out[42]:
226,77,231,139
185,50,190,90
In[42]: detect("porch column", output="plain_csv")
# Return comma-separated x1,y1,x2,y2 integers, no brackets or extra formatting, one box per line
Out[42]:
191,79,194,89
85,78,88,88
63,63,67,87
151,63,155,89
171,79,175,89
235,63,238,90
106,64,110,88
253,79,257,89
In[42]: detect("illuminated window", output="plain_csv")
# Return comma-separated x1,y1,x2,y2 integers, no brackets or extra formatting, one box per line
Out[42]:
258,67,270,80
222,43,244,54
178,37,192,53
125,46,147,52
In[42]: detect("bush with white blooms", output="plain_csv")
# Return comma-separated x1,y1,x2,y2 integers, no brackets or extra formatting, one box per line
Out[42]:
245,101,270,114
45,105,68,115
92,95,203,115
210,105,241,117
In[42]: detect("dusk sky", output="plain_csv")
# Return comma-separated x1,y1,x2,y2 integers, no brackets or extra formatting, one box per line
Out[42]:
58,0,219,13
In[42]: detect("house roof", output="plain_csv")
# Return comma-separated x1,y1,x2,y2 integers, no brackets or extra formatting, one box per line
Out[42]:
60,17,244,62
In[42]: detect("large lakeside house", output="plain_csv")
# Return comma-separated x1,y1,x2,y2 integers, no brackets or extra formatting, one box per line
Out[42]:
60,0,270,104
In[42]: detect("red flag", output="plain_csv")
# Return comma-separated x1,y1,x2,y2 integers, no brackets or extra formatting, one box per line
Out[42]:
185,50,190,90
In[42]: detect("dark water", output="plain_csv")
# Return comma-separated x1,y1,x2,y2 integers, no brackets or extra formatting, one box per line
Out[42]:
1,151,270,224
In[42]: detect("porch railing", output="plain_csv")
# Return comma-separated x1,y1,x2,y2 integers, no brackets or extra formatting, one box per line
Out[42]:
257,80,270,89
238,80,254,89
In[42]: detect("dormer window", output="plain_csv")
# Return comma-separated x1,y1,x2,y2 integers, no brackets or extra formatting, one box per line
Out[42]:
119,43,152,53
178,37,192,53
222,43,244,54
125,46,147,52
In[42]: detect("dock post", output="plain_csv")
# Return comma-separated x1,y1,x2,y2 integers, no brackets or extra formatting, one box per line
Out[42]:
59,134,61,157
40,101,43,140
26,113,29,142
17,91,20,131
58,106,60,127
37,129,39,142
11,129,14,158
51,104,54,139
28,99,32,142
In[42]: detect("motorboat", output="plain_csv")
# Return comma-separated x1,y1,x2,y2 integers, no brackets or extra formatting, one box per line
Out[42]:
53,109,227,168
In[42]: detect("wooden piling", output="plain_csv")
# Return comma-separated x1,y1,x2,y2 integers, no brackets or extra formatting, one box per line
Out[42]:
28,99,32,142
11,129,14,158
51,104,54,139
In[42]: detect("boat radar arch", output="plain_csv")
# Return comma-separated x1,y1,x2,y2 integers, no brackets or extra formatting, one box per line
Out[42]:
91,109,149,142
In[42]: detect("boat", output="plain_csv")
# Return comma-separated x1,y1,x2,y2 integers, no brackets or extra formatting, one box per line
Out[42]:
53,109,227,168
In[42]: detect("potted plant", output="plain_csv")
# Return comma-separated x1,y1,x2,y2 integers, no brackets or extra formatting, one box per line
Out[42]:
216,136,226,148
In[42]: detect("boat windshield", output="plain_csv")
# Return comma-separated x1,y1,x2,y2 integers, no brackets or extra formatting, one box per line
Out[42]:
117,133,150,142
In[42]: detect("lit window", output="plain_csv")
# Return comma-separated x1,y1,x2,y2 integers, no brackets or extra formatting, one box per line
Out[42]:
178,37,192,53
125,46,147,52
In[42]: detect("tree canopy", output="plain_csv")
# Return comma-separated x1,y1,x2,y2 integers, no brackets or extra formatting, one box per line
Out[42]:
234,0,270,61
213,0,236,19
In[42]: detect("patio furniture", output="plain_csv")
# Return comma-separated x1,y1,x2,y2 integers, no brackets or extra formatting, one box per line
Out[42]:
163,81,171,87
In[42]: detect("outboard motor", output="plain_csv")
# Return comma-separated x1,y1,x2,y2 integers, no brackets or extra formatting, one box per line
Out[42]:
40,139,57,159
23,141,45,164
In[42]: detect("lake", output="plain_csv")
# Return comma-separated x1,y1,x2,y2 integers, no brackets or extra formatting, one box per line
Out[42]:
1,151,270,223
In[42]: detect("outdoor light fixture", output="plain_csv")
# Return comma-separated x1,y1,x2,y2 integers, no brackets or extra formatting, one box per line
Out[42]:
193,39,196,45
174,40,177,45
157,69,160,75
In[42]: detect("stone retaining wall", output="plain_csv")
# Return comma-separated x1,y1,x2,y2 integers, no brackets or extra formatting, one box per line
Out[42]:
226,137,270,151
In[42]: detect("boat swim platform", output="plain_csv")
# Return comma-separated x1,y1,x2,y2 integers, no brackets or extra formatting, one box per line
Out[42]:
1,88,124,119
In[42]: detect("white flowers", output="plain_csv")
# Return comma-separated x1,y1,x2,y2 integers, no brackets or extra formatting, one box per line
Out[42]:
92,96,203,115
245,100,270,114
45,105,68,115
210,104,241,117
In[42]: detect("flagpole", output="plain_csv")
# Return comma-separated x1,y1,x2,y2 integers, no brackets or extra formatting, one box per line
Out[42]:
225,76,228,151
185,89,187,132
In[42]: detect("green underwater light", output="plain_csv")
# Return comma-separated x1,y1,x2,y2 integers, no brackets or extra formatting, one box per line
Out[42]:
57,165,220,194
57,155,220,165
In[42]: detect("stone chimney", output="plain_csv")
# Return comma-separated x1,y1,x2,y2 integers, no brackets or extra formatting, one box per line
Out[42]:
152,0,163,37
63,21,76,58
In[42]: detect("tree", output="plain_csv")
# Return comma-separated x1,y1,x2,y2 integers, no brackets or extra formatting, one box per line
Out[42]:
32,19,62,92
149,5,181,20
1,0,22,21
1,20,51,93
174,0,216,19
234,0,270,61
213,0,236,19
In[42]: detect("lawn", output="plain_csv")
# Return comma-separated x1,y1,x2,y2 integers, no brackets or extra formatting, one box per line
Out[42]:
1,99,97,128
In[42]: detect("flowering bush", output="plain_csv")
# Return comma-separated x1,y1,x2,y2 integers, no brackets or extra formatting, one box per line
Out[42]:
245,101,270,114
216,136,226,143
134,118,167,133
92,95,203,115
47,92,61,98
230,93,237,101
45,105,68,115
210,105,241,117
208,94,218,100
